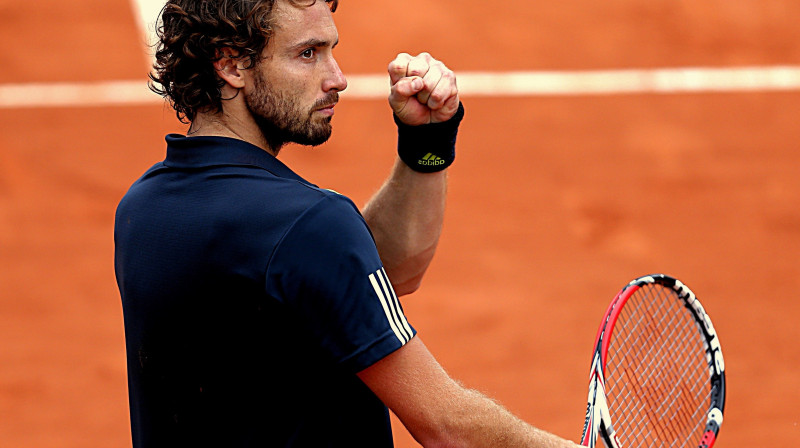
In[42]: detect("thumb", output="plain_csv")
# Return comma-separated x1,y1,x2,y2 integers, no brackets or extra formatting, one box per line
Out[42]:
392,76,424,99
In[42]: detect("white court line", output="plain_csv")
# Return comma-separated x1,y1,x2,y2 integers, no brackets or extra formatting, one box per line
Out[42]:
346,66,800,96
1,66,800,109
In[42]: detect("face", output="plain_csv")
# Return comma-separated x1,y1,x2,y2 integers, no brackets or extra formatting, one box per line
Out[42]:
244,0,347,150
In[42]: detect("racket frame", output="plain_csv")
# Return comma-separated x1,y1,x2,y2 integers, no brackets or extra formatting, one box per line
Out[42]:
580,274,726,448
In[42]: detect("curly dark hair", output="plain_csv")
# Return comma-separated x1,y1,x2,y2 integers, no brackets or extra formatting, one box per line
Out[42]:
149,0,339,123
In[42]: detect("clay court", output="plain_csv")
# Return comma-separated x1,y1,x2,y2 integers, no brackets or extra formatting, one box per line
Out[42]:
1,0,799,446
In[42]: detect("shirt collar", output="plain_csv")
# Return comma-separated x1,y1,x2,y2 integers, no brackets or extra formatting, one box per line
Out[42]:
163,134,309,184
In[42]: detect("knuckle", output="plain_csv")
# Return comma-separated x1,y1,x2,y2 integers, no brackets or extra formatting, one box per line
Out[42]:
408,66,427,77
430,90,447,104
439,71,456,87
389,54,411,71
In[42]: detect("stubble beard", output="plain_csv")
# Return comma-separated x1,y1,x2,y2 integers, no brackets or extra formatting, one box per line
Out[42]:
246,69,337,152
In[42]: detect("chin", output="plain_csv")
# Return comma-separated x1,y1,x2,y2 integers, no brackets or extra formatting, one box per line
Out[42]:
294,128,333,147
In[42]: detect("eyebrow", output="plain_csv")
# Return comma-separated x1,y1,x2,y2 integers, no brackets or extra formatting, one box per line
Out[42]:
291,37,339,51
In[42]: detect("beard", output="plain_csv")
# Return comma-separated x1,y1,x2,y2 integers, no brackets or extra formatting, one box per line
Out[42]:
245,68,337,151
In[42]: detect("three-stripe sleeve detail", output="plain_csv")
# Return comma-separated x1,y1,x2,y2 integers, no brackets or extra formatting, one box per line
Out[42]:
368,268,413,344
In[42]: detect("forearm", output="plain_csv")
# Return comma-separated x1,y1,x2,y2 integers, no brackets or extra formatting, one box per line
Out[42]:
363,96,463,295
360,338,580,448
420,387,579,448
361,158,447,296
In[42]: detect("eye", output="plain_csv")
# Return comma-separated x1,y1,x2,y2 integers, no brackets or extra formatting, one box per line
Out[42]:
300,48,315,59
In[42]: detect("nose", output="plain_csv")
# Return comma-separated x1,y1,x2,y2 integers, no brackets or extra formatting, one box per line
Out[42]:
323,57,347,93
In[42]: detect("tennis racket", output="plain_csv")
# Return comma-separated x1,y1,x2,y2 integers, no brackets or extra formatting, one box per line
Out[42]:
580,274,725,448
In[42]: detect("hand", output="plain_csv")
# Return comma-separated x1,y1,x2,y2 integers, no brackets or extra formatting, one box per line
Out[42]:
388,52,460,126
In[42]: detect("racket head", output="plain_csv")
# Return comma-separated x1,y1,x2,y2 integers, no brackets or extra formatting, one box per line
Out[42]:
581,274,726,448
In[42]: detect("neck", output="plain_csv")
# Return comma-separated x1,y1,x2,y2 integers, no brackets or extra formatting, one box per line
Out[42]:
188,107,281,157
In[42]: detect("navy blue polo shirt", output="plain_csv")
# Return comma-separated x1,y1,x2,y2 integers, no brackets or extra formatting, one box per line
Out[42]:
114,134,415,447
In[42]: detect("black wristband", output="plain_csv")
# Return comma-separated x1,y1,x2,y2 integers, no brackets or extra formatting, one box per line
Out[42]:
394,102,465,173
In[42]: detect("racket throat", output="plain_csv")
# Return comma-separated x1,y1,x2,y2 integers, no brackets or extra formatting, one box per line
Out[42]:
600,424,621,448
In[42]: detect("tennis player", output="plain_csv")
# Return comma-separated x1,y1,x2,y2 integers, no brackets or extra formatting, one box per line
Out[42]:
114,0,579,446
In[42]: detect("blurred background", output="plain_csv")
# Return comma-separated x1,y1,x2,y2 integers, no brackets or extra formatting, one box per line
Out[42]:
1,0,799,446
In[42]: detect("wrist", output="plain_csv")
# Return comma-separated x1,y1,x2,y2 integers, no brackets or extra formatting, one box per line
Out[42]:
394,102,465,173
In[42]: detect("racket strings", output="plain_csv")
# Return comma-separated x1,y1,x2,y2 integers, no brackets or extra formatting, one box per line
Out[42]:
624,289,708,442
605,284,710,447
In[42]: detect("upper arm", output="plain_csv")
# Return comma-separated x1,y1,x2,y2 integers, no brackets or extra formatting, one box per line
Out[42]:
357,336,460,446
266,194,415,372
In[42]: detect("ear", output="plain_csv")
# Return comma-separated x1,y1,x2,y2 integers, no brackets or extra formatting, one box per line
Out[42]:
214,47,247,89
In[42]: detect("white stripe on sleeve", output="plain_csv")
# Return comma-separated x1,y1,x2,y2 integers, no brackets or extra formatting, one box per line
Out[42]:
368,270,410,344
377,268,413,338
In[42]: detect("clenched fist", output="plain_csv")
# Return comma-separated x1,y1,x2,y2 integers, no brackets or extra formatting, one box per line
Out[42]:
388,52,460,126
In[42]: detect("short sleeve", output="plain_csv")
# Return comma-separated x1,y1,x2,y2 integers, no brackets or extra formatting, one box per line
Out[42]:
264,194,416,373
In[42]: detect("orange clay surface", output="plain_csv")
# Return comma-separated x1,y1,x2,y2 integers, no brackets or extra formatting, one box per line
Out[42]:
1,0,799,446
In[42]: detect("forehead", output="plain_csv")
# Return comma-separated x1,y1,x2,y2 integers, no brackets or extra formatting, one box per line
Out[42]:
270,0,338,46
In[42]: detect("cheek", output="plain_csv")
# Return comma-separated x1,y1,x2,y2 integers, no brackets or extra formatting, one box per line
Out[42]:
279,65,321,97
295,75,322,107
257,63,320,110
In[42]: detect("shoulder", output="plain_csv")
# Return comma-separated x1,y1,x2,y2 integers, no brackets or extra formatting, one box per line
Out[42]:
277,191,373,256
265,191,382,289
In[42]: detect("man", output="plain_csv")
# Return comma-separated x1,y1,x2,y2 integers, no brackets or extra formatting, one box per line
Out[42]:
115,0,580,446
